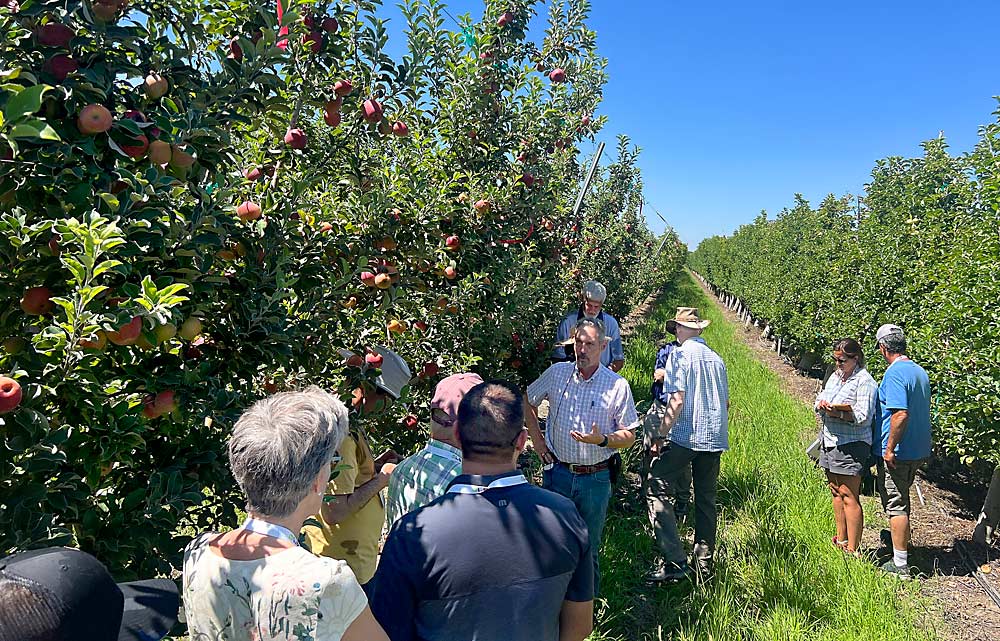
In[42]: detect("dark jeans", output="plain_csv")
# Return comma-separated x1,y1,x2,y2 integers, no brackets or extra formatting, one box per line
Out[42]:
543,463,612,596
646,444,721,564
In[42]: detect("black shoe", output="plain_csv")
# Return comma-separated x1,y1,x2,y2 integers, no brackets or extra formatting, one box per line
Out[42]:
879,529,892,551
647,561,692,583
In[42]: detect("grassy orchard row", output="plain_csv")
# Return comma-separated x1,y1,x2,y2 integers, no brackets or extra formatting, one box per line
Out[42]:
0,0,684,578
689,104,1000,469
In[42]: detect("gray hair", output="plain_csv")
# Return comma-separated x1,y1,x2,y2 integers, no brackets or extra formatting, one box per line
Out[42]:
574,317,607,342
878,333,907,355
228,386,349,518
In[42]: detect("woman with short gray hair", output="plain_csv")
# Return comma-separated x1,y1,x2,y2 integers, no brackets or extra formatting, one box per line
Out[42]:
182,387,389,641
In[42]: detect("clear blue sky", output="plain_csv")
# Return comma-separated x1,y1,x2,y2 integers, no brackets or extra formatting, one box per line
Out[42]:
380,1,1000,247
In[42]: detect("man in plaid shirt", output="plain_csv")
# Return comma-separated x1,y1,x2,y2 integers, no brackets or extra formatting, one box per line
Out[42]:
386,373,484,526
646,307,729,583
526,317,639,595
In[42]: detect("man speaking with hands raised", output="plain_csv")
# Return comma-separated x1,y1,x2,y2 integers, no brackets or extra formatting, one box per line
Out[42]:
526,316,640,595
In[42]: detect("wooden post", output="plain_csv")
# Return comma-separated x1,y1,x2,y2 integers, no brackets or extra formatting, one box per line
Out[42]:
973,466,1000,545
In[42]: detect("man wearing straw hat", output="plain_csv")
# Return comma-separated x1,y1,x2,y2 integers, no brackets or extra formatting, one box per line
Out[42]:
645,307,729,582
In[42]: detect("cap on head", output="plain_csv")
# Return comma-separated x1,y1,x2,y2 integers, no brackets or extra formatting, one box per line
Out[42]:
875,323,904,343
431,373,485,423
0,547,178,641
373,346,411,399
581,280,607,303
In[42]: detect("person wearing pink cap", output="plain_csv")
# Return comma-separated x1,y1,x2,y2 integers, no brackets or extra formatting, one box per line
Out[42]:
385,372,485,526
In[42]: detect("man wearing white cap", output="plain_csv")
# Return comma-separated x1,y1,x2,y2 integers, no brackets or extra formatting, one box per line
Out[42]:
552,280,625,372
873,324,931,578
303,345,411,587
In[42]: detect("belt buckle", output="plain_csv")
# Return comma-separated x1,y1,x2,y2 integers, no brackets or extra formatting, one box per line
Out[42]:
568,462,588,474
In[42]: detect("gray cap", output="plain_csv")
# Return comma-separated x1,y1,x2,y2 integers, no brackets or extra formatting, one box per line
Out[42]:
875,324,904,343
582,280,607,302
373,346,411,399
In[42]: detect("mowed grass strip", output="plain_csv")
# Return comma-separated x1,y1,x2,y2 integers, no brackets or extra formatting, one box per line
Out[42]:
593,271,936,641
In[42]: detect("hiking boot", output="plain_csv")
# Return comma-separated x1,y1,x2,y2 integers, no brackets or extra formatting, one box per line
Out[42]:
647,560,692,583
879,560,912,579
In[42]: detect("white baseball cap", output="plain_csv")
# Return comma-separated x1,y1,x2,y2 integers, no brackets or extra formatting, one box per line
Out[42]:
875,324,904,343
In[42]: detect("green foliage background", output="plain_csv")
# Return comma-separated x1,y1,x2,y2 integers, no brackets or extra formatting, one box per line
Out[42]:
689,112,1000,467
0,0,685,576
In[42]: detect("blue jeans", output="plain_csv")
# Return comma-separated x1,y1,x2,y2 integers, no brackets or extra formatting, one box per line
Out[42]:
543,464,612,596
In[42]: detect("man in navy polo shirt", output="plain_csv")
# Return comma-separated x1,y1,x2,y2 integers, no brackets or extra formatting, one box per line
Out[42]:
368,380,594,641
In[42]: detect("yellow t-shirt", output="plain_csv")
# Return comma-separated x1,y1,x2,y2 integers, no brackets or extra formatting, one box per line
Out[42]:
302,428,384,584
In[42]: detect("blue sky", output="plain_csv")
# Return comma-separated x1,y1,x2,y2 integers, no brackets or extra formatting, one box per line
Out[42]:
381,1,1000,247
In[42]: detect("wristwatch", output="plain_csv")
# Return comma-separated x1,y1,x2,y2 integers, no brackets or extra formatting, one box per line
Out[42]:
598,435,609,448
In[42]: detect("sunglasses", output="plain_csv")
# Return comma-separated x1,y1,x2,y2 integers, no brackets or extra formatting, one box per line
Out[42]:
431,407,455,426
833,356,853,364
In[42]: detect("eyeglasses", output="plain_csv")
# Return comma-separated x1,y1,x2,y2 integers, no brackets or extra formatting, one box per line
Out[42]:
430,407,455,427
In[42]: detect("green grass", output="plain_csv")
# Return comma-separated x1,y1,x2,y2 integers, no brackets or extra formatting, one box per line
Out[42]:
593,270,937,641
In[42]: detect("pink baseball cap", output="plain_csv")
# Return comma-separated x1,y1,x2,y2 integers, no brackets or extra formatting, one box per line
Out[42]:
431,373,485,423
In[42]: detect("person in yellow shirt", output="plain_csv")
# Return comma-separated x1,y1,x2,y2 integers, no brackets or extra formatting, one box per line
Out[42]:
302,346,411,586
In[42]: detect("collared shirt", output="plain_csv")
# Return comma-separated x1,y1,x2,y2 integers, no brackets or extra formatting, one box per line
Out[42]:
551,310,625,366
385,438,463,527
368,470,592,641
663,337,729,452
651,341,680,403
815,367,877,446
527,362,639,465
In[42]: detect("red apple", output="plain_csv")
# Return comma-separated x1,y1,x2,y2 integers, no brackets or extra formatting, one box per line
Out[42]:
324,108,341,127
445,235,460,250
120,134,149,159
403,414,419,430
387,319,407,333
365,351,384,368
148,140,171,165
284,128,307,149
43,54,78,82
421,361,439,377
0,376,22,414
169,144,195,168
322,16,339,32
79,330,107,351
497,12,513,27
519,172,536,188
581,114,591,126
414,320,428,332
20,287,54,315
360,271,377,287
473,199,491,214
334,79,353,97
236,201,262,221
302,30,322,54
77,104,112,135
374,273,392,289
245,166,264,181
536,61,546,73
92,0,119,22
392,121,409,137
143,73,168,99
444,265,457,279
107,316,143,346
37,22,74,48
229,38,243,60
47,236,61,256
549,68,566,83
277,25,289,50
152,390,177,415
362,98,383,123
263,381,278,394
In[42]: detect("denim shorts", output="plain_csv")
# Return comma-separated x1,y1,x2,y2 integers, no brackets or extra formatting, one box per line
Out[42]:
819,440,869,476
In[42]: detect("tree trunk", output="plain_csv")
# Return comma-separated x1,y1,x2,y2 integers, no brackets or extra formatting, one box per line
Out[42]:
973,466,1000,544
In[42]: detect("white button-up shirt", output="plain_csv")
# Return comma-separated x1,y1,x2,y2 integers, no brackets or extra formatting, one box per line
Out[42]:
815,367,877,446
527,362,639,465
663,336,729,452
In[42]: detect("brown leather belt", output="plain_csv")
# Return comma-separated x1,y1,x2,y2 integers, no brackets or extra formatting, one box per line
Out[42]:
557,458,610,475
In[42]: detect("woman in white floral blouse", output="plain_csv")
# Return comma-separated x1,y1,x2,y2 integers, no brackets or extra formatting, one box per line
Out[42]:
182,387,389,641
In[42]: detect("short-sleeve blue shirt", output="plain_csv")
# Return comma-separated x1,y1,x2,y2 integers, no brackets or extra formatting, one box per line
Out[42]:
873,358,932,461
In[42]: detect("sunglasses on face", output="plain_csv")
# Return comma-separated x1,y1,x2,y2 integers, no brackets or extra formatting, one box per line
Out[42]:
833,355,853,364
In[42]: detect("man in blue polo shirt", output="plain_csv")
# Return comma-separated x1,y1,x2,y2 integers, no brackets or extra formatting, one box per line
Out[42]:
873,323,932,578
368,380,594,641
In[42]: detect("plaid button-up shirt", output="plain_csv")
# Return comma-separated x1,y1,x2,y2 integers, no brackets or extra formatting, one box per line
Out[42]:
815,367,877,446
527,362,639,465
385,439,463,526
663,337,729,452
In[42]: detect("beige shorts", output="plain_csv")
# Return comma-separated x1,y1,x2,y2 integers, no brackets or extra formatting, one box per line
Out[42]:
876,459,926,517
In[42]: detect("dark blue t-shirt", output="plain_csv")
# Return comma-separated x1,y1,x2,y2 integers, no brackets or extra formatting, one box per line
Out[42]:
873,358,932,460
368,471,593,641
651,341,680,403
